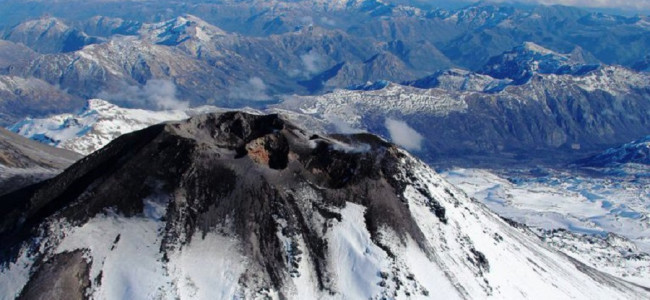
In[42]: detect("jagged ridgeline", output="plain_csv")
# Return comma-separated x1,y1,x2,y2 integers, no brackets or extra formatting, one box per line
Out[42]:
1,112,648,299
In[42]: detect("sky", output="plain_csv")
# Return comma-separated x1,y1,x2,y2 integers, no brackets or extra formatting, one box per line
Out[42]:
489,0,650,11
416,0,650,13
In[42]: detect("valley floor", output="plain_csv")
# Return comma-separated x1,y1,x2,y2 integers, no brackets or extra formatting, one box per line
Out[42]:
442,167,650,287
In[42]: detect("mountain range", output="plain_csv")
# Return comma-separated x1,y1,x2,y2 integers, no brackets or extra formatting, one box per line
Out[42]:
0,1,649,126
278,63,650,165
7,41,650,165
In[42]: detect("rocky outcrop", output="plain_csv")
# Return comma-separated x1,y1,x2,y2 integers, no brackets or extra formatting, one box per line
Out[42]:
18,251,91,300
0,128,80,195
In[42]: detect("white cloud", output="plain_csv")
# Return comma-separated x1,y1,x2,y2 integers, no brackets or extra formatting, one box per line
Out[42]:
228,77,273,101
300,16,314,25
320,16,337,26
324,114,363,134
384,118,424,151
331,141,371,153
300,50,325,75
142,79,189,110
98,79,189,110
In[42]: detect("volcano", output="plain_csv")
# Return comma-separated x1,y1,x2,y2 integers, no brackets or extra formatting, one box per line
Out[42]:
0,112,647,299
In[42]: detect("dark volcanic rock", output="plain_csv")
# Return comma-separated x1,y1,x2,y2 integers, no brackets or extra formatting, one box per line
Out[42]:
0,112,429,297
1,111,648,299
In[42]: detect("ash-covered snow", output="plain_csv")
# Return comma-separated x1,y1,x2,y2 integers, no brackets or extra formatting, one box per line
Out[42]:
2,192,250,300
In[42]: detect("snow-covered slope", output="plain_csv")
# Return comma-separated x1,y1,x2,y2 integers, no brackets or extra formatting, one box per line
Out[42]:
3,16,101,53
140,14,228,46
1,112,648,299
442,167,650,285
402,68,512,92
578,136,650,167
279,82,469,128
8,99,246,155
479,42,600,83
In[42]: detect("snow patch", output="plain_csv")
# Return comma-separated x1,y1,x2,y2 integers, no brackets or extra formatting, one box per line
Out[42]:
167,232,248,300
55,210,170,299
327,203,390,299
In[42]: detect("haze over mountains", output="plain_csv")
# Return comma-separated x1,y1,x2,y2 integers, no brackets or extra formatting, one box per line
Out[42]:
0,1,648,165
11,51,650,165
0,1,648,124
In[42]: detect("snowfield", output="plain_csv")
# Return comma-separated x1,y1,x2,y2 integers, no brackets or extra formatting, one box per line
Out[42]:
9,99,259,155
443,167,650,286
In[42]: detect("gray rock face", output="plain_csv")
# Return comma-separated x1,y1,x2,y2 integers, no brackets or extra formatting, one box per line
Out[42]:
18,250,90,300
0,75,83,126
0,128,78,170
0,127,80,195
0,40,36,71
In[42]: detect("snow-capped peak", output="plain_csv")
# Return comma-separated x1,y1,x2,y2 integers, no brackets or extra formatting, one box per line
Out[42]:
12,16,71,35
521,41,561,56
140,14,228,46
480,42,600,83
82,98,119,112
9,99,196,155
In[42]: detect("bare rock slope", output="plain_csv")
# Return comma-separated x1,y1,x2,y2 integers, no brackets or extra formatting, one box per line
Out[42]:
0,127,79,195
